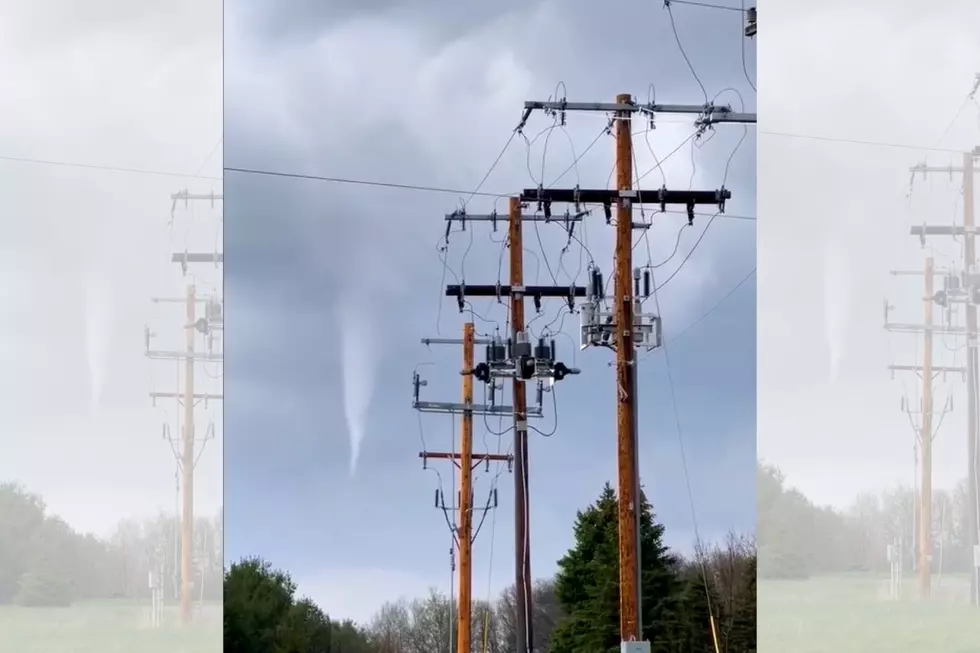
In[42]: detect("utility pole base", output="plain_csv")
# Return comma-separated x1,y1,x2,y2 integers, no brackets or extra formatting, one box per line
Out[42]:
620,641,651,653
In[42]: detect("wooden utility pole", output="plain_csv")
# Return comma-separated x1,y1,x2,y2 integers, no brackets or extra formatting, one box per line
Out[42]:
965,152,979,606
516,94,735,649
614,92,641,642
920,257,934,598
413,324,520,649
180,284,196,623
457,322,475,653
509,197,533,653
427,204,586,653
148,281,223,625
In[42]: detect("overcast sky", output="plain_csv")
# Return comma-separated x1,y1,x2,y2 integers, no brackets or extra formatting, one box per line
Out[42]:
0,0,222,542
225,0,756,623
759,0,980,509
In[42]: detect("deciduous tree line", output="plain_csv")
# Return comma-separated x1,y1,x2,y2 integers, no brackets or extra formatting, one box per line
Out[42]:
758,462,976,578
0,482,222,605
225,483,757,653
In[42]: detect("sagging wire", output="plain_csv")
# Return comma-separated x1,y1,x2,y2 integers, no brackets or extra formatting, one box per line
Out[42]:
635,129,701,185
415,363,460,547
471,422,511,542
653,212,721,294
711,88,749,189
436,111,529,334
527,383,559,438
435,234,460,335
664,1,709,104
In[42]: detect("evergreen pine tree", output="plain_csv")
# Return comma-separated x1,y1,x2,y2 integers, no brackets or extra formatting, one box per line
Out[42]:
724,554,756,653
550,483,685,653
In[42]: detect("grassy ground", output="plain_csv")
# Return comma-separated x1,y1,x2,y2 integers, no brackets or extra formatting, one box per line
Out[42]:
758,574,978,653
0,599,221,653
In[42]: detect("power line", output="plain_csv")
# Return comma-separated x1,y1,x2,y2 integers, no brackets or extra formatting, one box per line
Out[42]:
194,138,223,178
664,2,709,103
225,166,510,198
646,259,719,635
637,267,754,362
759,131,970,154
226,166,758,221
0,151,754,232
0,153,221,180
666,0,747,12
9,125,976,188
668,267,755,346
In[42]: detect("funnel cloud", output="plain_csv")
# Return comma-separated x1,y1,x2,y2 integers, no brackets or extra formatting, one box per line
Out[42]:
823,244,847,384
83,272,111,416
339,298,377,475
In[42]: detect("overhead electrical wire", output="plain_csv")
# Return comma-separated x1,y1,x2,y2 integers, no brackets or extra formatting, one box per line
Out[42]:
665,0,747,12
664,1,709,103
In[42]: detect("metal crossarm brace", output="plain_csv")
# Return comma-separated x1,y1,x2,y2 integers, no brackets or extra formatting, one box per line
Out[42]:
413,400,544,417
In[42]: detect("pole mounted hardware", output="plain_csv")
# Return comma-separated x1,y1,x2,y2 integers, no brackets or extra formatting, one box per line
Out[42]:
466,331,580,386
745,6,757,37
580,263,663,351
520,99,756,129
411,370,545,417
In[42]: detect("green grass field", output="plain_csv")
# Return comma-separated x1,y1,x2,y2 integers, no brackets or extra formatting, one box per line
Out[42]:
758,574,978,653
0,600,222,653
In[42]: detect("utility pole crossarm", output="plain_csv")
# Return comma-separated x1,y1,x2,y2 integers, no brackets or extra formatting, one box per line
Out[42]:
910,165,980,174
146,350,225,362
422,337,494,346
884,323,966,335
445,212,585,223
420,451,514,470
413,401,543,417
521,99,756,125
172,253,223,264
171,191,224,201
150,392,223,401
890,269,949,277
888,364,966,374
519,187,731,206
445,284,587,298
152,297,215,304
910,226,980,237
446,283,586,314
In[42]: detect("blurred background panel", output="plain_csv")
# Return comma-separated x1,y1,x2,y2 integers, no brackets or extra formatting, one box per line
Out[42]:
759,1,980,651
0,1,222,650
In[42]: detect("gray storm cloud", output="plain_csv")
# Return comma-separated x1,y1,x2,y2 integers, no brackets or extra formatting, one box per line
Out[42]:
339,298,378,475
